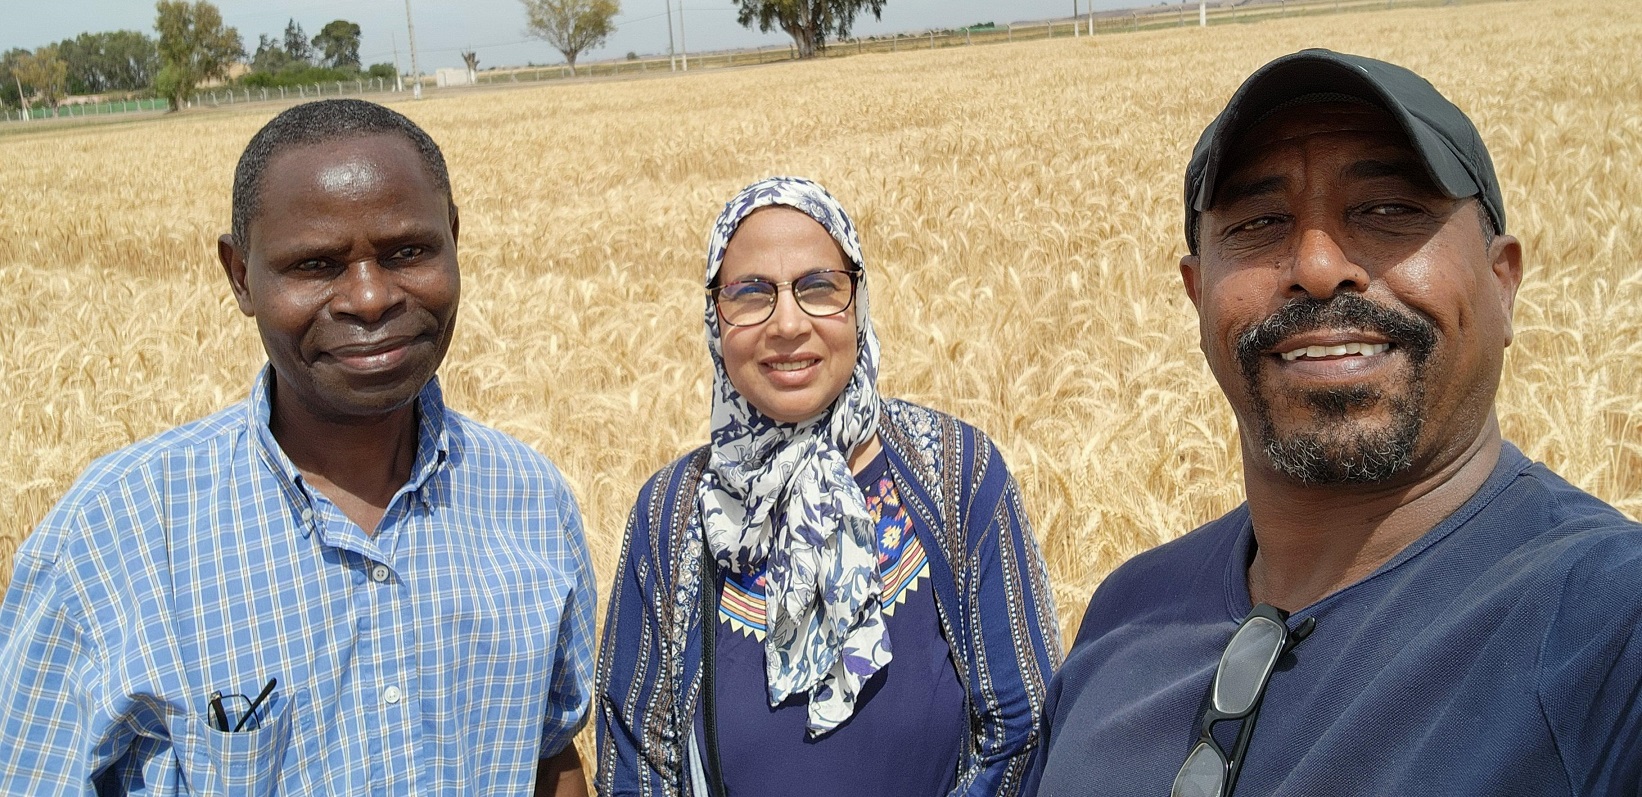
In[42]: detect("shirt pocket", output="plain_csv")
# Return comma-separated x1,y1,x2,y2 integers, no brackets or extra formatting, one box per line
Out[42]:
169,692,297,796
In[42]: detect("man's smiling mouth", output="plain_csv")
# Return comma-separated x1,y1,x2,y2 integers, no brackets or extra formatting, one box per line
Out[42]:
1279,342,1392,362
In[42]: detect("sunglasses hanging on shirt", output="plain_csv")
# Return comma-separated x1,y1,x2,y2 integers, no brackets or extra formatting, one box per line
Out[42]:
1172,604,1315,797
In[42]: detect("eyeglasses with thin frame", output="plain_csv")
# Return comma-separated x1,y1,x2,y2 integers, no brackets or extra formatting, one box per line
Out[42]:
209,677,277,733
1171,604,1315,797
708,269,861,327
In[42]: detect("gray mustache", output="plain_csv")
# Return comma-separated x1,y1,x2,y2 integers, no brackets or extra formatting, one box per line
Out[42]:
1236,294,1437,378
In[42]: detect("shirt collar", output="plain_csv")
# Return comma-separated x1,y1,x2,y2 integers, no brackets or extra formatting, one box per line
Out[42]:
246,364,452,537
1224,441,1535,618
407,374,451,492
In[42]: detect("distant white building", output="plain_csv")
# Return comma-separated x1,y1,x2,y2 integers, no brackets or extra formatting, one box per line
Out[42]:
435,68,475,87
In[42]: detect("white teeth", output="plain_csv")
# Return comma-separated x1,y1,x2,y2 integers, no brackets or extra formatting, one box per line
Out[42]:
1280,342,1390,361
769,359,818,371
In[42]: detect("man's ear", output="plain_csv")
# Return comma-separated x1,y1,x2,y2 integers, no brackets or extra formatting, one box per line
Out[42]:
1490,234,1523,347
218,234,254,317
1180,254,1204,311
449,203,460,247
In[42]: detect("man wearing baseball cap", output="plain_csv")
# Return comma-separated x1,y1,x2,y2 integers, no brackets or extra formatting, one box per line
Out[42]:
1029,50,1642,796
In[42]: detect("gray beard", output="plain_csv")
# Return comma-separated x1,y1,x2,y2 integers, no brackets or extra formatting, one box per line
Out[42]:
1233,294,1437,485
1256,384,1426,484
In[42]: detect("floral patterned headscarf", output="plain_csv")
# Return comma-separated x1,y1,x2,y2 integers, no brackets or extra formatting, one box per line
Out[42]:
697,177,888,737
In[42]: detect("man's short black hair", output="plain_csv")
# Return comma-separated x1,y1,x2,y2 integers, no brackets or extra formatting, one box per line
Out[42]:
231,98,451,249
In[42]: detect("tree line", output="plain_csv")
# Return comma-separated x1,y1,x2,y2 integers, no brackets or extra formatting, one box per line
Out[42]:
1,32,159,113
3,1,393,116
4,0,889,115
523,0,888,72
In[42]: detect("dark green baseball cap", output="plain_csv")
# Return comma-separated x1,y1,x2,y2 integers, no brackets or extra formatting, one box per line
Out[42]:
1183,48,1505,254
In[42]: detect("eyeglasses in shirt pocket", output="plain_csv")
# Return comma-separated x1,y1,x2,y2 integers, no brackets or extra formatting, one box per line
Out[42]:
170,691,297,796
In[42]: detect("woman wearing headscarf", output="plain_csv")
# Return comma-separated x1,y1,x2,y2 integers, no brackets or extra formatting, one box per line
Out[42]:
594,177,1061,797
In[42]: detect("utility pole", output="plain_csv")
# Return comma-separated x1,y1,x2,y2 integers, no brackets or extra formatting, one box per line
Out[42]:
1200,0,1208,26
678,0,688,71
392,31,403,92
13,75,26,122
666,0,676,71
405,0,423,98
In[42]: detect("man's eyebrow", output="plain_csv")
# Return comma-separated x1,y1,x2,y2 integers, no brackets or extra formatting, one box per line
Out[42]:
1214,174,1286,208
1343,158,1430,184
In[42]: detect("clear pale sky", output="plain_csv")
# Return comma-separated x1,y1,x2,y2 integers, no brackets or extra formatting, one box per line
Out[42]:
7,0,1146,73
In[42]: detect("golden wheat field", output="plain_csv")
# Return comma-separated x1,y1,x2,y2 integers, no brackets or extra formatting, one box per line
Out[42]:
2,0,1640,666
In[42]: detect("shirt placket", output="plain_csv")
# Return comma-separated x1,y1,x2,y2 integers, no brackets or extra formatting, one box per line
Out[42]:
383,523,428,795
323,503,420,796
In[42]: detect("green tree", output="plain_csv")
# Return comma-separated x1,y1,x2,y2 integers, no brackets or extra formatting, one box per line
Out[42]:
250,34,294,73
58,31,160,94
54,36,92,94
106,30,162,90
521,0,620,76
312,20,362,70
282,19,313,65
154,0,245,111
1,48,31,109
734,0,886,58
16,45,70,116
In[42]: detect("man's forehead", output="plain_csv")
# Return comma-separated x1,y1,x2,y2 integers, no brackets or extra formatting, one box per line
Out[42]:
264,133,422,182
1213,101,1433,195
255,134,445,218
1232,101,1407,160
246,134,448,251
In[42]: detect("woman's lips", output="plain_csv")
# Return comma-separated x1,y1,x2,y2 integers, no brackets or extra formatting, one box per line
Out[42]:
762,356,821,385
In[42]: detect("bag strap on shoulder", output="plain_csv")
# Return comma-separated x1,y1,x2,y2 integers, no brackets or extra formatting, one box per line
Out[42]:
698,540,728,797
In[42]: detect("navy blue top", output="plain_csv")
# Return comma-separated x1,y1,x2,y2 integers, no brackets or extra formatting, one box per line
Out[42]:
704,450,967,796
596,400,1061,797
1029,443,1642,797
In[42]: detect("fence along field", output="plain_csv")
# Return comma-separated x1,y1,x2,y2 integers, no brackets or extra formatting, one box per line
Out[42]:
1,0,1638,650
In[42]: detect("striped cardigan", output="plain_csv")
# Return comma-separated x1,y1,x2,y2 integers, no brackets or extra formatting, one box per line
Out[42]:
594,399,1063,797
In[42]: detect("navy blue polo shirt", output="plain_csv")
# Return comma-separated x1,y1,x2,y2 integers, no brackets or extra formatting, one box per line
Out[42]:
1031,443,1642,797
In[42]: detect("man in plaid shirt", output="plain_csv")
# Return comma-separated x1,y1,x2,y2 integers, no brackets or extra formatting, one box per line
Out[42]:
0,99,595,796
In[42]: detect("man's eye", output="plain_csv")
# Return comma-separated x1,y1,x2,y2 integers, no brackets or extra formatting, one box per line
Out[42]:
387,245,424,262
1365,203,1417,216
293,259,331,272
1229,216,1280,234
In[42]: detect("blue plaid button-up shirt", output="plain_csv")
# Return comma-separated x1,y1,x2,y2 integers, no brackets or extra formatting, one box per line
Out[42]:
0,367,596,795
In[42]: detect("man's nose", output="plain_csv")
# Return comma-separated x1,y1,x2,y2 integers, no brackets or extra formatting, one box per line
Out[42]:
331,261,404,323
1286,227,1370,300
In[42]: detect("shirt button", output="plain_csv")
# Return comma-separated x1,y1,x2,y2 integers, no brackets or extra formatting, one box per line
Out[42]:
371,564,390,583
383,685,403,705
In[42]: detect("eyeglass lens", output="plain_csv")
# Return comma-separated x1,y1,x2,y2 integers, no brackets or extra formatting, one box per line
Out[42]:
716,271,855,326
1171,607,1302,797
1173,742,1227,797
1212,615,1285,715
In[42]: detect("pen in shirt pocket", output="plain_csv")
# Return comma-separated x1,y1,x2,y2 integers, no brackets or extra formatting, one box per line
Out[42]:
208,677,277,732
